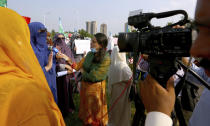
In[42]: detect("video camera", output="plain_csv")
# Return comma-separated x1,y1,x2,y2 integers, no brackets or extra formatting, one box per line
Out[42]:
118,10,192,87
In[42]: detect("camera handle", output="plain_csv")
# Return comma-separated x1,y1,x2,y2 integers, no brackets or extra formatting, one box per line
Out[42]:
148,56,178,88
155,10,189,28
129,48,139,101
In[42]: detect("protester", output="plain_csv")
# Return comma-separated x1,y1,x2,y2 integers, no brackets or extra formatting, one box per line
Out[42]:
29,22,58,103
68,33,85,62
140,0,210,125
67,33,76,55
69,33,110,126
53,33,76,117
47,32,53,46
107,34,115,55
108,46,132,126
0,7,65,126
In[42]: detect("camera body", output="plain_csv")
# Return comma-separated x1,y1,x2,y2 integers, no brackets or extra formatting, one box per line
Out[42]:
119,28,192,57
118,10,192,87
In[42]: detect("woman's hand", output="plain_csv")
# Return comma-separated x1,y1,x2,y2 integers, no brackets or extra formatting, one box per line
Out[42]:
56,52,73,64
45,51,53,72
56,52,63,59
80,68,84,73
61,53,70,61
65,64,73,74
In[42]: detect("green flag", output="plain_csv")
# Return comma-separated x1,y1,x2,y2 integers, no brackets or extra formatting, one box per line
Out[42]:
0,0,7,7
59,17,68,38
59,17,64,34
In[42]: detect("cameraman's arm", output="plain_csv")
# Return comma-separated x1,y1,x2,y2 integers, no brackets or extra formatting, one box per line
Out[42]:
140,75,175,126
182,57,209,85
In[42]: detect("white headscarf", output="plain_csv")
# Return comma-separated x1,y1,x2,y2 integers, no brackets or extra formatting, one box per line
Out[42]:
108,46,132,94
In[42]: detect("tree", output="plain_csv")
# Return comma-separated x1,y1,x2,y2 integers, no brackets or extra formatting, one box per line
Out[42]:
51,29,56,38
113,34,119,38
78,29,93,38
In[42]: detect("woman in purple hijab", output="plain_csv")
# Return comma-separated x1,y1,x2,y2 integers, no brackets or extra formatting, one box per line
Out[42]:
29,22,58,103
53,33,76,117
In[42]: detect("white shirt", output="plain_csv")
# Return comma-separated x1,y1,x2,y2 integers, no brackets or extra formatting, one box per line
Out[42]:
145,112,173,126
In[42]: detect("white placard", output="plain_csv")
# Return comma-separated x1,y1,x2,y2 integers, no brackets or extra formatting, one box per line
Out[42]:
74,40,91,54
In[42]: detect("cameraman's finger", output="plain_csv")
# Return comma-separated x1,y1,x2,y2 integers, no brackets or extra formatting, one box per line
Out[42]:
145,74,158,86
140,81,147,101
166,76,175,93
142,54,149,60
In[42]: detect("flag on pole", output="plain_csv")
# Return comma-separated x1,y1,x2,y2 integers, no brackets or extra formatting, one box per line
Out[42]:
0,0,7,7
59,17,64,34
128,26,131,32
126,23,129,32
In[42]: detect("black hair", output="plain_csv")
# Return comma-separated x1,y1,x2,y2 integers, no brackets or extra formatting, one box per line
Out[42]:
93,33,108,63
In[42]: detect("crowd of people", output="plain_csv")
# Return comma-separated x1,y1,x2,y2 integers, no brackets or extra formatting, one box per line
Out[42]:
0,0,210,125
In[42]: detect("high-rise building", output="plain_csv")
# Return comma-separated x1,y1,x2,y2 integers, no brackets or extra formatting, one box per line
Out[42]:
125,22,135,32
91,21,97,35
100,24,107,36
124,22,128,32
86,21,91,34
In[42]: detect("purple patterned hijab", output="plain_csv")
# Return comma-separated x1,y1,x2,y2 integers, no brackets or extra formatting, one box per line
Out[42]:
53,33,75,64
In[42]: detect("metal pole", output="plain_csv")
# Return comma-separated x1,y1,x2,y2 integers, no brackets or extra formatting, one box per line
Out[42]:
44,15,46,26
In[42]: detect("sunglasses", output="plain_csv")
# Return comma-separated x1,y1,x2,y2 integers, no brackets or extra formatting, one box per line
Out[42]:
58,37,65,40
38,28,47,33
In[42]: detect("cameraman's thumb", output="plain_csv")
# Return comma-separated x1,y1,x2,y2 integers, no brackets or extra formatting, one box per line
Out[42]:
166,76,175,93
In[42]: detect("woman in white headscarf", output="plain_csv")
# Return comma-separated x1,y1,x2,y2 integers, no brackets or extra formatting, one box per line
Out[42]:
108,46,132,126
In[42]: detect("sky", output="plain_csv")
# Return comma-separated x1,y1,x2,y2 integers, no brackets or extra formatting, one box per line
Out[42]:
8,0,197,35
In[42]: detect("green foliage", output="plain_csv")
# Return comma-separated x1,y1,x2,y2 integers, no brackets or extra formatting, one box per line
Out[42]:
113,34,119,38
78,29,93,38
51,29,56,38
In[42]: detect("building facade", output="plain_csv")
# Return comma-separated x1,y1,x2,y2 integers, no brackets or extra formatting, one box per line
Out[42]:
86,21,91,34
100,23,107,36
91,21,97,35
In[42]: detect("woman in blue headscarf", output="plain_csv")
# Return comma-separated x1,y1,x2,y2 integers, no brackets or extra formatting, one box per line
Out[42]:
29,22,58,103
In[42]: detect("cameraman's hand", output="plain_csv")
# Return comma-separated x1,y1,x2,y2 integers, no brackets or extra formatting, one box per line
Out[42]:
140,75,175,116
142,54,149,60
172,25,185,29
182,57,192,66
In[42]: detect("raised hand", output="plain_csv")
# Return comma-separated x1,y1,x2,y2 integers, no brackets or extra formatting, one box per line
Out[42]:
45,51,53,72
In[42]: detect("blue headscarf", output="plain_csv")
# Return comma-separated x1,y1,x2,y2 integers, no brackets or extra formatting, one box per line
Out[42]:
29,22,48,66
29,22,58,103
